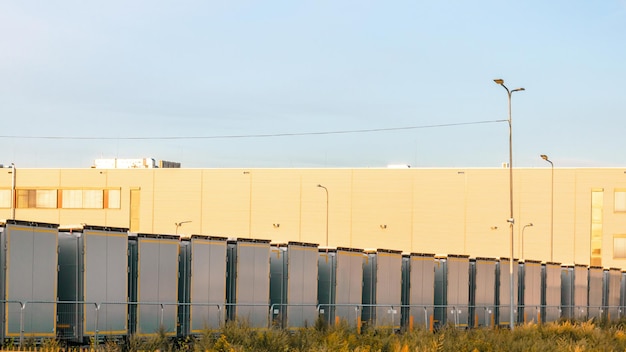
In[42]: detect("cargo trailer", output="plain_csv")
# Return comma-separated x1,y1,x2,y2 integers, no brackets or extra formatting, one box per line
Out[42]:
496,257,519,327
434,254,470,328
226,238,271,328
0,220,59,341
318,247,364,328
362,249,402,329
470,257,497,327
573,264,589,320
542,262,562,322
269,242,318,328
560,265,575,320
588,266,603,320
131,234,181,336
604,268,621,321
186,235,227,333
401,253,435,330
57,225,129,342
519,260,541,323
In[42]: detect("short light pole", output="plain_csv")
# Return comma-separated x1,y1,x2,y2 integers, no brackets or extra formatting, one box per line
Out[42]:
540,154,554,262
317,184,329,246
494,78,525,330
521,223,533,261
175,221,192,235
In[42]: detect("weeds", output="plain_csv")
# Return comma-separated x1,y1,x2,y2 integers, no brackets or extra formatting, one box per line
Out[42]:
7,319,626,351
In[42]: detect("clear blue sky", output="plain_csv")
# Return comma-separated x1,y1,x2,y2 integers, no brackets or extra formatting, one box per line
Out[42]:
1,1,625,168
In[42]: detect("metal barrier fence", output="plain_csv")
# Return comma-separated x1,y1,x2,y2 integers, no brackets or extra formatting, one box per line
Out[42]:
1,301,624,346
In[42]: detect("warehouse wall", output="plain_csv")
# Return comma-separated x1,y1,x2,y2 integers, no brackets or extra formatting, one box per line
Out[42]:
2,167,626,268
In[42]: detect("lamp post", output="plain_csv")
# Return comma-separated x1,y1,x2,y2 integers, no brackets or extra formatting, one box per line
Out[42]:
175,221,192,235
540,154,554,262
10,163,15,220
521,223,533,261
494,78,525,330
317,184,329,246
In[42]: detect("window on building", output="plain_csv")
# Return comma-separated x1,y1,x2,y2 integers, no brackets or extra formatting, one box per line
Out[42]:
590,189,604,266
83,190,103,208
615,189,626,212
106,189,121,209
60,189,120,209
61,189,103,209
61,189,83,208
614,236,626,259
0,189,11,208
16,189,57,208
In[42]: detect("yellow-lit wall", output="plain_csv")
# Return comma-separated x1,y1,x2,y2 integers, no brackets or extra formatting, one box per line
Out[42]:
2,167,626,268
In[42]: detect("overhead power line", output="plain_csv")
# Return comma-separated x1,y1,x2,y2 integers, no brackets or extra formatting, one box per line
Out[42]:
0,119,506,140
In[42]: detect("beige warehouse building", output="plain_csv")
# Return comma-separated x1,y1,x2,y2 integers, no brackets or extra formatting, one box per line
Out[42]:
1,166,626,269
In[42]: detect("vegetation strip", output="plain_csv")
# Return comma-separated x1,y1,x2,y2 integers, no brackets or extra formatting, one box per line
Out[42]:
4,319,626,351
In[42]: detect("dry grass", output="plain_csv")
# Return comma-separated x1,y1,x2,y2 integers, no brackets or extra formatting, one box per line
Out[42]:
3,319,626,351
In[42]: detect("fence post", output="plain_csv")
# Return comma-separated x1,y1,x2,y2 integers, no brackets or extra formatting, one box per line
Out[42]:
453,306,458,327
19,301,26,348
483,307,488,328
217,304,223,328
94,303,101,347
268,304,276,328
160,304,165,328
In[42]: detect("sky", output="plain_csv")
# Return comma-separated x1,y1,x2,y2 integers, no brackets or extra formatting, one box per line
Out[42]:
1,1,625,169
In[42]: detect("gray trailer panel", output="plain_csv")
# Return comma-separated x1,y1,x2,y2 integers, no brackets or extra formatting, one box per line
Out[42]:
362,249,402,329
318,248,364,328
573,265,589,320
434,255,470,328
189,236,227,332
136,234,180,336
285,243,318,328
543,262,561,322
227,239,270,328
473,258,496,327
83,227,129,336
402,253,435,329
57,231,81,340
270,246,288,326
588,266,603,320
520,260,541,323
496,258,518,327
270,242,318,328
606,268,621,321
2,221,58,339
560,266,574,320
57,226,129,341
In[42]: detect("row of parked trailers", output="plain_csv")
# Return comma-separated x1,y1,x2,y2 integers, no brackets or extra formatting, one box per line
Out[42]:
1,220,625,342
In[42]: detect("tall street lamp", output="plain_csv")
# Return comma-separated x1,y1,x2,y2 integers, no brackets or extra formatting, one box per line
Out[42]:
317,184,329,246
540,154,554,262
494,78,525,330
521,223,533,261
9,163,15,220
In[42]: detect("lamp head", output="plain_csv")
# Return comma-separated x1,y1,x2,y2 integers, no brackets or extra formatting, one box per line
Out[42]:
493,79,504,85
540,154,549,161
